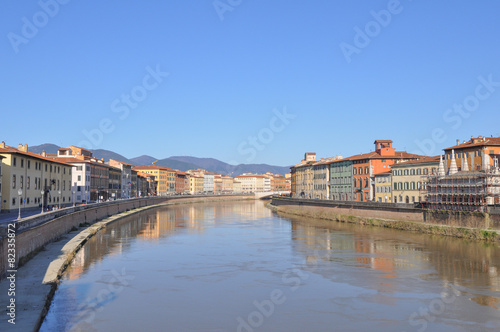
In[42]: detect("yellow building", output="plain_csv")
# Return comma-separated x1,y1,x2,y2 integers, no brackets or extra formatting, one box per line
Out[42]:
189,175,204,194
221,175,233,193
291,152,316,198
374,171,392,203
234,174,266,192
392,156,440,204
233,178,242,193
0,143,73,212
132,165,176,196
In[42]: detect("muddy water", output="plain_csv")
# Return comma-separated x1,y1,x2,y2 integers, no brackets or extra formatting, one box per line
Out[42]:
40,201,500,331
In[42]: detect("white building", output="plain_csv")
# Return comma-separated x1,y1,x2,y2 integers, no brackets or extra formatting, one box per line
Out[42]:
204,173,215,193
109,159,133,199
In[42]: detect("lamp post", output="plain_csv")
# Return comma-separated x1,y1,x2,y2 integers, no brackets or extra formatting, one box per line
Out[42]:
17,189,22,220
41,190,45,213
72,191,76,206
58,190,61,209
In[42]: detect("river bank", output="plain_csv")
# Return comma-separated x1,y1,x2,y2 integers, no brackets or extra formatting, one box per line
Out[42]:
268,202,500,242
0,195,253,332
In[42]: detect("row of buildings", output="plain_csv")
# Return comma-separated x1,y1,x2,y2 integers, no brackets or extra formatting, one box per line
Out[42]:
290,137,500,212
0,143,291,213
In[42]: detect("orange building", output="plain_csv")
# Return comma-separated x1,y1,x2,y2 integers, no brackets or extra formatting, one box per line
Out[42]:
443,136,500,172
350,140,423,202
175,171,189,194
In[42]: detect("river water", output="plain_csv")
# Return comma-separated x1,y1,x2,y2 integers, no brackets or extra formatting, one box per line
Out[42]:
40,200,500,332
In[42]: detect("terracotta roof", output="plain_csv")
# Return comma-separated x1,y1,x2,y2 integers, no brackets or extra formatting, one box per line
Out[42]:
0,146,73,166
349,151,423,161
443,137,500,151
392,155,441,167
132,165,175,172
375,171,392,175
47,156,111,168
374,139,393,143
235,174,268,178
109,158,135,167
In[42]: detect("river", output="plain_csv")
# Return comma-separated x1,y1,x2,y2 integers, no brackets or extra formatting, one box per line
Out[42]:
40,200,500,332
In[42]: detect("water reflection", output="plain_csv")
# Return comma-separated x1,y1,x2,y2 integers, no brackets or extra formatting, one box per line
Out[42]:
288,214,500,310
41,201,500,332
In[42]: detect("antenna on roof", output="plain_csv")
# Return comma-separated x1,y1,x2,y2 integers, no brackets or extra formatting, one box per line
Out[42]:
152,160,158,165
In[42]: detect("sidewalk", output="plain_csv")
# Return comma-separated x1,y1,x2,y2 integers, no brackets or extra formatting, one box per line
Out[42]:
0,208,43,225
0,229,81,331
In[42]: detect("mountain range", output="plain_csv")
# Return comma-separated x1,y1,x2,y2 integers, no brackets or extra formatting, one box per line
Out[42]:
28,144,291,176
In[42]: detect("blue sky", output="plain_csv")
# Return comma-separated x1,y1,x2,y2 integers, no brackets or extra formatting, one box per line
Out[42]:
1,0,500,166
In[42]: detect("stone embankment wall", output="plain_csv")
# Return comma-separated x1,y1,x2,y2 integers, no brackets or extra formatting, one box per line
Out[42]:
271,197,500,242
0,195,252,278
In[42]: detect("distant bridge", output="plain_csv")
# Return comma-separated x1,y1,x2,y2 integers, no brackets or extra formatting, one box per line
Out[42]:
254,191,291,199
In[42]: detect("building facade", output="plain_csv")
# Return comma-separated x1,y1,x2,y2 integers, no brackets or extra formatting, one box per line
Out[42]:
391,156,439,204
329,158,353,201
0,143,73,212
374,171,392,203
133,165,176,196
108,159,133,199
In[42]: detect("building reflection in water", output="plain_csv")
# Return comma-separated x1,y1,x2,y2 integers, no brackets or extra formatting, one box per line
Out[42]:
288,215,500,309
63,201,273,280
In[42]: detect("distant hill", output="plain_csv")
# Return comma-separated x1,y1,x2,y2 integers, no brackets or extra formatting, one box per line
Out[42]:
155,158,201,171
28,143,60,155
169,156,290,175
129,155,158,166
90,149,133,165
28,144,291,175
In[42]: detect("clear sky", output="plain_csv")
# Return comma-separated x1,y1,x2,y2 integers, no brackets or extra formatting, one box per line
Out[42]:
2,0,500,166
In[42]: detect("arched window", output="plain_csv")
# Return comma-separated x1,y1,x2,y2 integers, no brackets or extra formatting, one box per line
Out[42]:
353,179,357,187
359,167,363,174
398,170,402,176
410,182,415,190
423,168,428,175
398,182,402,190
364,178,369,187
404,182,409,190
417,169,421,175
410,169,415,175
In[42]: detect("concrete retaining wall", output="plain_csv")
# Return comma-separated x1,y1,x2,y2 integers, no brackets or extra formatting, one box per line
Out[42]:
0,195,253,278
272,197,424,222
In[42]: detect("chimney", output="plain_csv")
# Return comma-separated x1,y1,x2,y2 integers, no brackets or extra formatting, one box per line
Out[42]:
0,141,5,148
18,144,28,152
456,139,460,145
42,150,46,157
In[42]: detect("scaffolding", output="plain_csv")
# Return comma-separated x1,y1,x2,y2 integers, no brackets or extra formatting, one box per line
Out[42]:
424,170,500,212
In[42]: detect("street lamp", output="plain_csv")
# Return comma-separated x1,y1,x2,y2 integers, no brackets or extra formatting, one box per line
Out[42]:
17,189,22,220
58,190,61,209
41,190,45,213
72,191,76,206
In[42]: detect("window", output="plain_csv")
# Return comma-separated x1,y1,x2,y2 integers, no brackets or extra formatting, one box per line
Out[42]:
404,169,409,175
365,167,369,174
78,175,81,181
417,169,421,175
20,176,24,189
353,168,357,175
423,168,428,175
410,182,415,190
13,157,16,167
27,177,30,189
398,170,402,176
28,160,31,169
12,175,16,188
404,182,409,190
21,159,24,168
410,169,415,175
